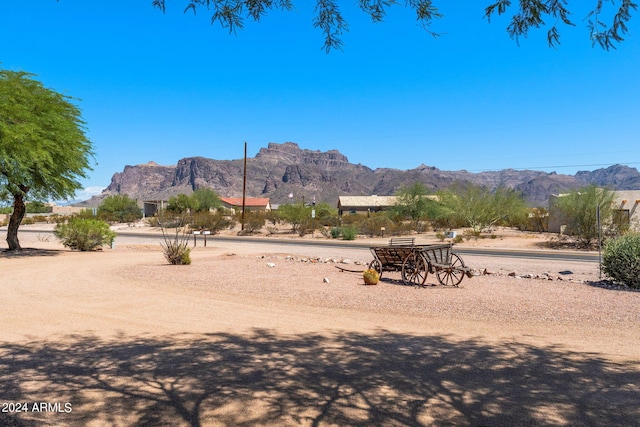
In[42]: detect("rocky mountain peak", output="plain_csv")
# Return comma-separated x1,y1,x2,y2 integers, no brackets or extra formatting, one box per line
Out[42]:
256,142,349,169
81,142,640,208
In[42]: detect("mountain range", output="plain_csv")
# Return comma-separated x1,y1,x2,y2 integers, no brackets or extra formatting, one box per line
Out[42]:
81,142,640,207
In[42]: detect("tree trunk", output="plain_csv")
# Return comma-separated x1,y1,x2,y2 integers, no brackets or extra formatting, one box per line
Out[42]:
6,193,26,251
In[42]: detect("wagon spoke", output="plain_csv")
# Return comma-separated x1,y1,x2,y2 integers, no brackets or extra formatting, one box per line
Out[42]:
368,258,383,278
436,253,465,286
402,252,428,286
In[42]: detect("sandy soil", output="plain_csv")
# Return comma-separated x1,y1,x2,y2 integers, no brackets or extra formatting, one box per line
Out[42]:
1,226,639,426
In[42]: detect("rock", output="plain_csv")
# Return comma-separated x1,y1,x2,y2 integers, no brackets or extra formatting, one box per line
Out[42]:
266,262,276,268
323,278,330,283
341,259,352,264
508,271,517,277
85,142,640,209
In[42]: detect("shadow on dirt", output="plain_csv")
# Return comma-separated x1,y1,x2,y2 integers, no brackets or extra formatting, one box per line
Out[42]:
1,330,638,426
0,248,63,258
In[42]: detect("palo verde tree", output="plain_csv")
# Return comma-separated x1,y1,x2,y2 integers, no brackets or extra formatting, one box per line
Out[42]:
0,70,93,251
552,185,616,247
438,183,528,234
277,201,311,233
389,182,442,230
97,194,143,223
152,1,637,51
191,187,222,212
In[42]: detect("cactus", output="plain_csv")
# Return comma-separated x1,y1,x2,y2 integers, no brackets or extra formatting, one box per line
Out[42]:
363,268,380,285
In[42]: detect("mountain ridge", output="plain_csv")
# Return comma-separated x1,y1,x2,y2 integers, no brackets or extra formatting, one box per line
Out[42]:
80,142,640,207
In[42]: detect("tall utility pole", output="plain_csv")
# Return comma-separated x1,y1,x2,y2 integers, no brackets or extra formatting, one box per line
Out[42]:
241,141,247,231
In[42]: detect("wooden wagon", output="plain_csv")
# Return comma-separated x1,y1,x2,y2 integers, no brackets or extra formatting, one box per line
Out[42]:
368,238,472,287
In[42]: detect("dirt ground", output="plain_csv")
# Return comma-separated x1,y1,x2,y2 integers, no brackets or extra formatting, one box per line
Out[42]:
1,225,639,426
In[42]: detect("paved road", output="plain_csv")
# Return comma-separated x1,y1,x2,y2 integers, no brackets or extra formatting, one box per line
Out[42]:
17,229,599,263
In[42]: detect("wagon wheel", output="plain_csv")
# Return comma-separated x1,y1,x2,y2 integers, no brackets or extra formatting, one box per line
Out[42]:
368,258,383,279
401,252,428,286
436,253,466,287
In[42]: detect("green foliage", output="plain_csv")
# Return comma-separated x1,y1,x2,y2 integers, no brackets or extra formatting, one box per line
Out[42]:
438,184,528,234
515,207,549,232
277,202,311,233
152,1,634,51
312,202,339,227
265,209,280,226
25,201,49,213
191,211,235,234
240,210,266,234
602,232,640,288
166,189,223,214
191,188,222,212
357,211,394,237
31,215,48,223
0,69,93,250
98,194,142,223
330,227,341,239
390,183,432,224
75,209,98,220
553,185,615,248
167,194,197,213
54,218,116,251
340,226,358,240
340,211,413,237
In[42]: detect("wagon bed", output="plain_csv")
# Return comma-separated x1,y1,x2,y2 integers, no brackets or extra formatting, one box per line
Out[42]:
369,239,472,287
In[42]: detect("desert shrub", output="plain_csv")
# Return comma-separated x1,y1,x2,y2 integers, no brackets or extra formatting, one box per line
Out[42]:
50,214,66,224
31,215,48,223
552,185,616,248
602,232,640,288
20,217,35,225
297,218,314,237
278,203,311,233
73,209,98,220
312,202,340,227
318,226,332,238
193,211,235,234
158,213,192,265
161,240,192,265
514,207,549,232
54,218,116,251
463,229,481,240
98,195,142,223
358,211,394,237
341,226,358,240
438,184,528,234
146,216,160,227
240,210,266,234
330,227,341,239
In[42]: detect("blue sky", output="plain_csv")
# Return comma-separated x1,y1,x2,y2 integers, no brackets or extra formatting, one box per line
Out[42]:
1,1,639,201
